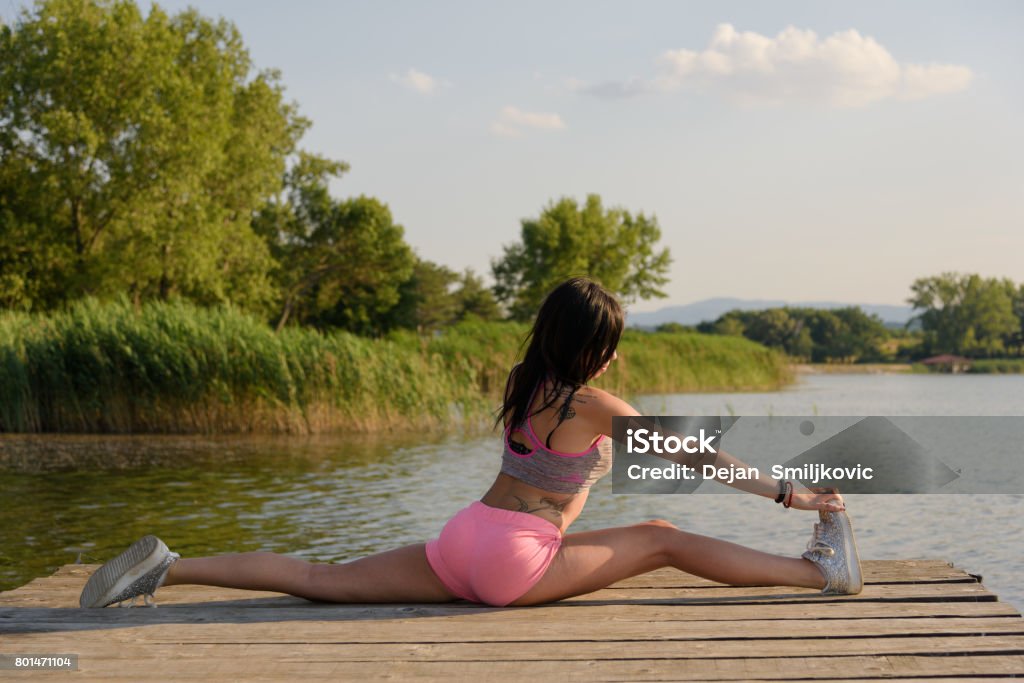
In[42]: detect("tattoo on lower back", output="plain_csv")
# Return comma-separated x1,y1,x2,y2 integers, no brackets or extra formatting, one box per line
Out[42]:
513,495,572,516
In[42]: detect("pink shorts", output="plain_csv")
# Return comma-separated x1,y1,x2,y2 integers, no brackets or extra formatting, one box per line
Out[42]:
425,501,562,606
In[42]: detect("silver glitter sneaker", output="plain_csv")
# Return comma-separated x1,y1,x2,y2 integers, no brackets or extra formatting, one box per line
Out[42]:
802,509,863,595
79,535,180,608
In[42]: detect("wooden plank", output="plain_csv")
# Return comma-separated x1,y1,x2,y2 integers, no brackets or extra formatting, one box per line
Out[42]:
1,559,1019,681
0,679,1014,683
1,653,1023,680
559,582,997,603
2,599,1019,624
4,634,1024,661
4,616,1023,641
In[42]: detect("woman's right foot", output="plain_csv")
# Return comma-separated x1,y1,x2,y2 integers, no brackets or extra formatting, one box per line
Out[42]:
802,510,863,595
79,535,180,608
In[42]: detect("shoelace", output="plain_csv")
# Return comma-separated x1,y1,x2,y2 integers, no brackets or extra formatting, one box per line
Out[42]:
806,522,836,557
115,593,157,608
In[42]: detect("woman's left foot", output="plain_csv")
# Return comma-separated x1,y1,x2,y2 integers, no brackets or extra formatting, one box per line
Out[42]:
79,535,180,608
802,510,863,595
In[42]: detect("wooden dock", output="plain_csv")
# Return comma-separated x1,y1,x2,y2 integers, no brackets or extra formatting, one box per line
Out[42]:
1,560,1022,680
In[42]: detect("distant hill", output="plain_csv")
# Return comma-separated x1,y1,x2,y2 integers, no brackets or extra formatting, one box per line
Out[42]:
627,297,917,329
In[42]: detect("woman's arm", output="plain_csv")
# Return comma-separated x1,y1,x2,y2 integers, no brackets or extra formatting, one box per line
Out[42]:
698,447,845,511
588,389,845,512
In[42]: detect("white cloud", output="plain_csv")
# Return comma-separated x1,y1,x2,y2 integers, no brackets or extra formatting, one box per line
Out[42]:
583,24,972,108
901,62,973,100
490,106,566,136
390,68,440,94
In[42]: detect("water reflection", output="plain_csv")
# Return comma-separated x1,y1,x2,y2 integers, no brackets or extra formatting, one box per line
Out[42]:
0,430,497,593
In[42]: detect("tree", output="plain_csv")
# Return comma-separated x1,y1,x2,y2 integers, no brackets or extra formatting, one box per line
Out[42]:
699,306,888,362
908,272,1018,357
796,306,888,362
382,258,460,333
1007,283,1024,356
380,265,501,332
253,154,415,335
960,276,1018,357
452,269,501,323
491,194,671,320
699,312,745,337
0,0,304,312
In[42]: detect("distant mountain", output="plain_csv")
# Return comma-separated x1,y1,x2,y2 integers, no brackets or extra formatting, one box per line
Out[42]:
626,297,917,328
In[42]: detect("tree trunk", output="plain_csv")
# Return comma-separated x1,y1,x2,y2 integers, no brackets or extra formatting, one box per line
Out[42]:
275,297,295,332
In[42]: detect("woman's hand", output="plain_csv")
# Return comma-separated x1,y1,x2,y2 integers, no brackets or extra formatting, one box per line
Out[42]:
786,484,846,512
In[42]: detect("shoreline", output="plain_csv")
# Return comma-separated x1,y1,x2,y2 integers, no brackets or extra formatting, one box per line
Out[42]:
790,363,913,375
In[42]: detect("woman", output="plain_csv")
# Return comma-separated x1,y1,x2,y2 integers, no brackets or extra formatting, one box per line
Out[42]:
79,277,861,610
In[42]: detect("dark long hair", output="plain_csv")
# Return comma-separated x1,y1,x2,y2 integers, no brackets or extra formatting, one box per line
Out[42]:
496,277,624,444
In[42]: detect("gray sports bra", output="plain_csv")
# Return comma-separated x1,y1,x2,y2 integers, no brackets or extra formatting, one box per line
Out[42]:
499,383,613,493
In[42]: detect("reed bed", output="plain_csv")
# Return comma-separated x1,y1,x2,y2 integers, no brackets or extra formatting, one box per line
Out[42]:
0,298,791,434
604,331,792,395
962,359,1024,374
909,359,1024,374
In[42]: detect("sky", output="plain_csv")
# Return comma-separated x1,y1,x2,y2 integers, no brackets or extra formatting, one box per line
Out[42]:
5,0,1023,312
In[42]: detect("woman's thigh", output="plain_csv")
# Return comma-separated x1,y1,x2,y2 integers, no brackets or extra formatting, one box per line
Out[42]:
310,543,458,603
509,520,676,606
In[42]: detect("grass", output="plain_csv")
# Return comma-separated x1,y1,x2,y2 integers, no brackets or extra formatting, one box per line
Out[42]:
908,358,1024,374
965,359,1024,374
0,298,792,434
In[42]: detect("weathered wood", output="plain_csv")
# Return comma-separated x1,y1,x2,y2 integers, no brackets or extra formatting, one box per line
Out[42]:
0,560,1020,680
5,616,1023,641
1,654,1023,680
3,599,1019,622
3,635,1024,660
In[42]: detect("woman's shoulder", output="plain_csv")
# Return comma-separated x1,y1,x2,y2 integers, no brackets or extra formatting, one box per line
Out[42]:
574,385,640,420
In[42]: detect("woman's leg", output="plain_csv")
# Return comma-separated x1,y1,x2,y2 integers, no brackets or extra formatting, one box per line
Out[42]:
161,542,458,604
510,519,825,606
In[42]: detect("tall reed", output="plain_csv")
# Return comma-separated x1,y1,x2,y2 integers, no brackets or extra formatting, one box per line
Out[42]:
0,298,791,434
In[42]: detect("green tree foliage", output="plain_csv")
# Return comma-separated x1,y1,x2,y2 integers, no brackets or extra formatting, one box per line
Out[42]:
384,258,460,333
253,154,415,335
743,309,809,357
0,0,306,312
1007,283,1024,356
907,272,1019,357
453,269,502,323
491,194,671,320
799,307,887,362
708,316,746,337
382,263,502,332
698,306,889,362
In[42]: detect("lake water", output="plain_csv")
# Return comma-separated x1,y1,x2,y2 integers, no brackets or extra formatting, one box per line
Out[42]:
1,373,1022,609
